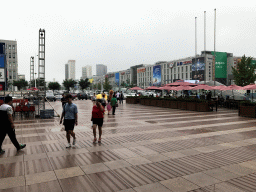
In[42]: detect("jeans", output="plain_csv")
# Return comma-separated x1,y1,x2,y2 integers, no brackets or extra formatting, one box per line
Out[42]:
120,99,123,104
112,106,116,115
0,128,20,150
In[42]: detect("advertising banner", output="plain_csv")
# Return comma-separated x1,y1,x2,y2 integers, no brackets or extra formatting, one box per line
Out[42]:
192,57,205,81
137,68,145,73
0,68,5,82
211,52,227,78
153,65,161,86
115,73,119,86
0,83,5,91
0,55,4,68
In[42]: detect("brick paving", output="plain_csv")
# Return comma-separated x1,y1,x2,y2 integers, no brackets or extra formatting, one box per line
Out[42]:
1,100,256,191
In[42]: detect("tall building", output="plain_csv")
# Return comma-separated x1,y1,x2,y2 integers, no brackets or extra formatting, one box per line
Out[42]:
81,65,92,79
96,64,107,76
68,60,75,79
65,64,69,80
0,39,18,85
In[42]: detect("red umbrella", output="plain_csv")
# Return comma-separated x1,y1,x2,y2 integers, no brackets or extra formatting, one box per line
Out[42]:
159,86,177,91
226,85,243,90
192,84,213,90
175,86,194,91
130,87,144,90
166,82,196,86
242,84,256,90
145,86,162,90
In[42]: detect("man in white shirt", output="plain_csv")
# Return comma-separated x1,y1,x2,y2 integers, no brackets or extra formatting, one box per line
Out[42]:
0,96,26,155
116,91,120,103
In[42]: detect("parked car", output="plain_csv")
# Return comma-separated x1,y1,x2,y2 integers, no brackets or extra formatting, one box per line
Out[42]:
46,92,56,102
71,93,77,100
55,94,63,100
77,93,87,100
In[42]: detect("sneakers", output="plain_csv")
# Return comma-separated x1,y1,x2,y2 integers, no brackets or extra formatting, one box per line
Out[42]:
66,143,71,148
17,144,26,151
73,139,76,145
0,149,5,155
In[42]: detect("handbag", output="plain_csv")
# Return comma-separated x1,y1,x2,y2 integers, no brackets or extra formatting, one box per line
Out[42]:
115,103,118,107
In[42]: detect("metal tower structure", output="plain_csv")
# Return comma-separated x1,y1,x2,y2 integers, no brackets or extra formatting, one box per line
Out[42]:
30,56,34,87
37,29,46,115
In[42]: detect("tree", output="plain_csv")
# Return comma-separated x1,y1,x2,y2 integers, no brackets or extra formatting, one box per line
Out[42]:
97,83,101,90
103,77,112,91
232,55,256,86
13,79,28,91
48,82,60,91
62,79,77,92
79,78,90,91
120,82,125,87
30,79,46,88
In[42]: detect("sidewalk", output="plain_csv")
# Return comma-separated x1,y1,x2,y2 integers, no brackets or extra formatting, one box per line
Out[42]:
1,100,256,191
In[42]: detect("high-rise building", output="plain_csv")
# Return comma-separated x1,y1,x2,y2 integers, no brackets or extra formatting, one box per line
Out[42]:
68,60,75,79
0,39,18,85
65,64,69,80
96,64,107,76
82,65,92,79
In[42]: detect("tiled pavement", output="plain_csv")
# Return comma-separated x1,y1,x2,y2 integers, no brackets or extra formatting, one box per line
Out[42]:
2,101,256,191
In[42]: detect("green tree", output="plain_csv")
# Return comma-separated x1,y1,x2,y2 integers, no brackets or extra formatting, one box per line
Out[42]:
48,82,60,91
62,79,77,92
79,78,90,91
93,84,97,89
30,79,46,88
13,79,28,90
120,82,125,87
97,83,101,90
103,77,112,91
232,55,256,86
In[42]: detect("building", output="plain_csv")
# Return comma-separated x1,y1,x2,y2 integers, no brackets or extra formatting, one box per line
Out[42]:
68,60,75,79
65,64,69,80
119,69,131,86
82,65,92,79
130,64,145,86
0,39,18,88
96,64,107,76
18,74,25,80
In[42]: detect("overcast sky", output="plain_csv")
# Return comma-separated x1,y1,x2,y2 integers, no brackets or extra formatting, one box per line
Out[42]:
1,0,256,83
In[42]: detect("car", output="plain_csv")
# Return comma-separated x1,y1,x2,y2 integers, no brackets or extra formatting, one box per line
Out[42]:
55,94,63,100
46,92,56,102
70,93,77,100
77,93,87,100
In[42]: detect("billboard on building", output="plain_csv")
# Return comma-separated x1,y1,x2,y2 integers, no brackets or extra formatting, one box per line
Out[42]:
115,73,119,86
137,68,146,73
0,68,5,82
0,83,5,91
192,57,205,81
0,55,4,68
211,52,227,78
0,43,5,54
153,65,161,86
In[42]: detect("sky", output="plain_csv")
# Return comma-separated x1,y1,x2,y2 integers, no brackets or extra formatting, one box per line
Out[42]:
1,0,256,83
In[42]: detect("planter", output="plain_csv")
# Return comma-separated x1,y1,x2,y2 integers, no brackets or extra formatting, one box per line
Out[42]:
180,101,187,110
145,99,151,106
126,98,130,104
197,102,210,112
177,101,182,109
150,99,157,106
170,101,178,109
140,99,145,105
163,100,171,108
239,105,256,118
136,98,140,104
156,100,163,107
187,102,197,111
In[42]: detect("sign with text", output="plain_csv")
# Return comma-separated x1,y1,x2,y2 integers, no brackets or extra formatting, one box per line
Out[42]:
137,68,146,73
0,55,4,68
192,57,205,81
211,52,227,78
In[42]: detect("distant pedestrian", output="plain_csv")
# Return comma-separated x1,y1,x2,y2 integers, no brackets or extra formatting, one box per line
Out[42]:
91,100,104,143
116,91,120,102
0,96,26,155
107,90,114,115
111,95,118,115
120,91,124,104
61,94,67,107
60,94,78,148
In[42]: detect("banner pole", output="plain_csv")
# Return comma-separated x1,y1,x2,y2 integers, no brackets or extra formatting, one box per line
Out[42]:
214,8,216,96
195,17,197,79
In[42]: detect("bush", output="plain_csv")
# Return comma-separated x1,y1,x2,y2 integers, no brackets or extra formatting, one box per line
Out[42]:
240,101,256,106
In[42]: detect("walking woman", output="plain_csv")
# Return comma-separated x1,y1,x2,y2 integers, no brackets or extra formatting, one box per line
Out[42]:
107,90,114,115
91,100,105,143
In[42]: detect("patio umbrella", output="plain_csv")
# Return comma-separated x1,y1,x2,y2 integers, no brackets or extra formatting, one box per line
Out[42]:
166,82,196,86
242,84,256,101
130,87,144,90
145,86,162,90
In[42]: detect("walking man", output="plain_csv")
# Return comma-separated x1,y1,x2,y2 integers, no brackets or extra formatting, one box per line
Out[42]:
60,94,78,148
120,91,124,104
0,96,26,154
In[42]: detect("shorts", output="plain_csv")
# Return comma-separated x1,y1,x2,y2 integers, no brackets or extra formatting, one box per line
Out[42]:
92,118,103,127
64,119,75,131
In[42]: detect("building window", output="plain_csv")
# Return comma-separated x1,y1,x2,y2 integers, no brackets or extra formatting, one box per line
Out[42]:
182,67,183,72
178,68,180,73
9,54,11,58
12,45,15,50
13,53,15,59
178,74,180,79
8,45,11,50
182,73,184,79
186,66,188,72
190,65,192,71
186,73,188,79
174,74,176,79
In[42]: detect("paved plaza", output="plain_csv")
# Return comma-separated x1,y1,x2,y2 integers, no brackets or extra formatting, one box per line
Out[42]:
2,100,256,191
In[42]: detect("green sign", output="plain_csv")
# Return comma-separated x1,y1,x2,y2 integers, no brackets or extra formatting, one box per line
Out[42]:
211,52,227,78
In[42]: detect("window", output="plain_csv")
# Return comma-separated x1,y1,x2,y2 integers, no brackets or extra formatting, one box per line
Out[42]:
13,53,15,59
178,74,180,79
174,74,176,79
8,45,11,50
182,67,183,72
190,65,192,71
178,67,180,73
12,45,15,50
9,54,11,58
186,66,188,72
186,73,188,79
182,73,184,79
